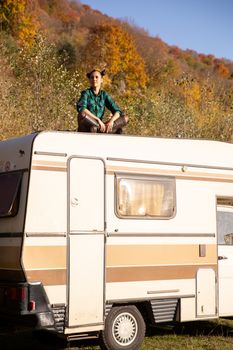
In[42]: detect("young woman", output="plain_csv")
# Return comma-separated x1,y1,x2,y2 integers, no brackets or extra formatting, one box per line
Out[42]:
77,69,128,133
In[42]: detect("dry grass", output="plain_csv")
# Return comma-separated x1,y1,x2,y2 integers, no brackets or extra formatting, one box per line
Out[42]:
1,319,233,350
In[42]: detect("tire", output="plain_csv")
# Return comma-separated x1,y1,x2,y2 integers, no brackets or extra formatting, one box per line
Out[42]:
100,305,146,350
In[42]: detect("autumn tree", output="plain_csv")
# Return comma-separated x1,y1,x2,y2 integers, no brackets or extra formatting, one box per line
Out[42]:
0,0,38,46
214,59,230,78
38,0,80,32
82,23,148,91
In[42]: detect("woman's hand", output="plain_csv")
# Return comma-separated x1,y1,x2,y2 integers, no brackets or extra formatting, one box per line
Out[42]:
105,120,114,133
98,119,106,133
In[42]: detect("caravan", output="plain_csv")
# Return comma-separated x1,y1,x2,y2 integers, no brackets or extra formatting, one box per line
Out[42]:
0,131,233,349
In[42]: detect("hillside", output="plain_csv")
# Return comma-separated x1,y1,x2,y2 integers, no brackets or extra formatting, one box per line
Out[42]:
0,0,233,141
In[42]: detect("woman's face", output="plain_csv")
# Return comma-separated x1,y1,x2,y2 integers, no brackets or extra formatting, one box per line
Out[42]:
89,71,102,89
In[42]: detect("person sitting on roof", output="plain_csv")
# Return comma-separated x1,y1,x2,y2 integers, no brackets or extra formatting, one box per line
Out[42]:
76,68,128,133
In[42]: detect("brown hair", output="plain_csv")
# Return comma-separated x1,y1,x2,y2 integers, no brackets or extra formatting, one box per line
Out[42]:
86,69,106,79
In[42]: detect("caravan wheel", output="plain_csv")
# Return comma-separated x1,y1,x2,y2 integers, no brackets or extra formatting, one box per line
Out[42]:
101,305,145,350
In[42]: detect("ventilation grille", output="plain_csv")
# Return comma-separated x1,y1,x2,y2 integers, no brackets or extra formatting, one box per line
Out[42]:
52,305,66,333
150,298,178,323
105,304,112,318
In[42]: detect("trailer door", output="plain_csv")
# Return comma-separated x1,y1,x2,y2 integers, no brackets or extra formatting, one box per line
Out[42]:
217,203,233,316
68,157,105,327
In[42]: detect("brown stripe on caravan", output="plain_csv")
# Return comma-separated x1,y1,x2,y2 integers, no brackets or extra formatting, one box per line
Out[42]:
32,160,67,172
0,246,21,269
176,175,233,183
32,165,67,172
106,264,217,283
32,160,67,166
26,269,66,286
23,246,66,269
106,245,217,267
106,165,233,183
106,165,178,176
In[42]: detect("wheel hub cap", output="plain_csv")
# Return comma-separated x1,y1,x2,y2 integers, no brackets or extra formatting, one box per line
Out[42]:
112,312,138,346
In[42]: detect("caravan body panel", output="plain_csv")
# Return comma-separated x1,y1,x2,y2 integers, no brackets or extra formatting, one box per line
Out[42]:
0,131,233,336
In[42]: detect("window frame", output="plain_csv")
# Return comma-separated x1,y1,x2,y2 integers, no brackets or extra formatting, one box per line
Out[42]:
115,173,176,220
0,170,23,218
217,197,233,246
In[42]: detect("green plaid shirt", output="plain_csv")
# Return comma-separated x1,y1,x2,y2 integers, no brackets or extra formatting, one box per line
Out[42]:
77,88,121,119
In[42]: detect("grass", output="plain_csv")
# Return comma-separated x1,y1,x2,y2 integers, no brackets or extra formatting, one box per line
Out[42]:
141,320,233,350
1,319,233,349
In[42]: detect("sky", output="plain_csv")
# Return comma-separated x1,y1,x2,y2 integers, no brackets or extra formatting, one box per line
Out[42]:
80,0,233,61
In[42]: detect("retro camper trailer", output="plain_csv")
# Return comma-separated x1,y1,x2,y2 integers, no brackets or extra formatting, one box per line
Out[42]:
0,131,233,349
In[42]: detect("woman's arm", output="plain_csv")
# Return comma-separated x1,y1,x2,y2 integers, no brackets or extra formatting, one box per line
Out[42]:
77,90,105,132
105,93,121,133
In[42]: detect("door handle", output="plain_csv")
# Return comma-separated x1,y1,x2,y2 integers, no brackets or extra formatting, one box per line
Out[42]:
218,256,228,260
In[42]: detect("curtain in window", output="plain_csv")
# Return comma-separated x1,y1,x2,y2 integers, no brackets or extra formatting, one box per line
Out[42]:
118,177,174,218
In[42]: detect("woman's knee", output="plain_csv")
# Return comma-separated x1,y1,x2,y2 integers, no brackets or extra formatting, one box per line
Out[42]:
120,112,129,124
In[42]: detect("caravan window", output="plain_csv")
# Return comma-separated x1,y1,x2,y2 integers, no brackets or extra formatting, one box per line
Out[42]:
217,198,233,245
116,174,175,219
0,171,22,217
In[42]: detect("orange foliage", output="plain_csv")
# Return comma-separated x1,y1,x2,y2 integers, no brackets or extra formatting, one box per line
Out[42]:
199,54,215,66
82,4,91,12
169,46,182,59
213,59,230,78
82,23,148,90
38,0,80,29
176,77,201,111
0,0,38,46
